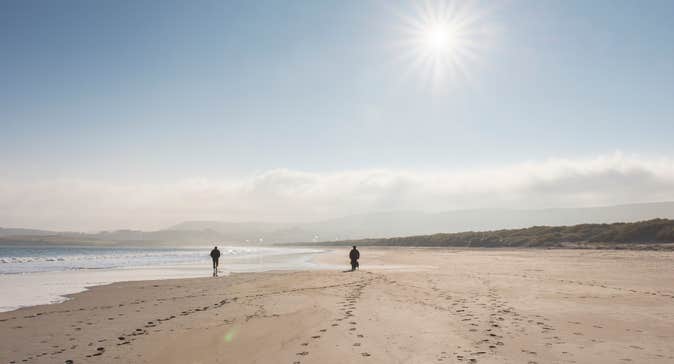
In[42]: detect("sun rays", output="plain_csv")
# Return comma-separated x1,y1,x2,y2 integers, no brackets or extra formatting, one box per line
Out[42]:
392,0,495,91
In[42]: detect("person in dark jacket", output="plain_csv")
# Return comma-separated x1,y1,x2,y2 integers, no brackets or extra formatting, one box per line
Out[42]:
210,246,221,277
349,246,360,271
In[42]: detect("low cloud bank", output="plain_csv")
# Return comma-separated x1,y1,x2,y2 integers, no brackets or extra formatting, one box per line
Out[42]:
2,153,674,231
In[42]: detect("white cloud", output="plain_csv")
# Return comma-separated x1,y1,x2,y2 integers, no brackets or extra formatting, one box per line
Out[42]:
2,152,674,231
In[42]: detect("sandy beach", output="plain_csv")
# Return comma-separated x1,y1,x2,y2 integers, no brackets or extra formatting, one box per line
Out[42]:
1,248,673,364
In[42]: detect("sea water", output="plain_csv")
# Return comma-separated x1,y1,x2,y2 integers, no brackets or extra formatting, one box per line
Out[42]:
0,245,324,312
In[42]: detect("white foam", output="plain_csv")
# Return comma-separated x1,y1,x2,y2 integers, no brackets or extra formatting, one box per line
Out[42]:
0,247,326,312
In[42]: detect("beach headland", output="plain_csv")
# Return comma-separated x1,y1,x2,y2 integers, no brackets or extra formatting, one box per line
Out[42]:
1,248,673,363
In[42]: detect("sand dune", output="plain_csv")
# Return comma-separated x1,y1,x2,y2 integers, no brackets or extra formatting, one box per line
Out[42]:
1,248,673,363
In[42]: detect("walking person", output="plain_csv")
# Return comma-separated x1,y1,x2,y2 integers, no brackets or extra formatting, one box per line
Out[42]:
349,246,360,271
210,246,221,277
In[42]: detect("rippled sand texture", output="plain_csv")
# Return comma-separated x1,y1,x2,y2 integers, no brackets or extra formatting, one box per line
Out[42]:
1,248,673,363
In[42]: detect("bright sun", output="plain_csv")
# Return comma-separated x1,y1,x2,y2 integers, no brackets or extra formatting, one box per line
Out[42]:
394,0,492,89
424,23,454,54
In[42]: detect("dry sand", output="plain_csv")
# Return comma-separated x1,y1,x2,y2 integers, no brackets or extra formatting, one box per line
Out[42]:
1,248,673,364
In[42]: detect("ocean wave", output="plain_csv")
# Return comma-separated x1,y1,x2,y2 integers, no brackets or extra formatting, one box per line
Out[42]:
0,246,319,275
0,246,276,264
0,247,324,312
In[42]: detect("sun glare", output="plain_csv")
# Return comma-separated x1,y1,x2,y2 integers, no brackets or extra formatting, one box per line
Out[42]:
424,23,454,54
393,0,492,90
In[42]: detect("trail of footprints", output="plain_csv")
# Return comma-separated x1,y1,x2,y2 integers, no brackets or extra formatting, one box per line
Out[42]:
422,275,555,363
6,278,368,364
446,276,553,362
293,277,373,363
6,272,670,363
427,273,643,364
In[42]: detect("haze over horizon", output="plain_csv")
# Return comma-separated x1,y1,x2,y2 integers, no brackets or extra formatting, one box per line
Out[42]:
2,1,674,231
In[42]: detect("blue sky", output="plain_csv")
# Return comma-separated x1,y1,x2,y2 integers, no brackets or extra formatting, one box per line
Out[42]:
2,1,674,229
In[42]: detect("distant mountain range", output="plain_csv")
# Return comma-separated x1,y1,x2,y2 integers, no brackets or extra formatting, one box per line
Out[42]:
2,201,674,246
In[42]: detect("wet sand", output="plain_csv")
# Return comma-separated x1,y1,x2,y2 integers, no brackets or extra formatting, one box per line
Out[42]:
1,248,673,363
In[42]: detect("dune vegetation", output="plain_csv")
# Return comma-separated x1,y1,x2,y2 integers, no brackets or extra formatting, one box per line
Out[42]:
320,219,674,249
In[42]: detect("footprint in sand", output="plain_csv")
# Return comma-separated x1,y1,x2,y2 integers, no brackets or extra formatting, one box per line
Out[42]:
92,347,105,356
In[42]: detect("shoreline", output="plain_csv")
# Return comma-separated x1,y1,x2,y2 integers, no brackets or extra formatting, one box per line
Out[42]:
2,248,673,363
2,245,671,314
0,247,330,313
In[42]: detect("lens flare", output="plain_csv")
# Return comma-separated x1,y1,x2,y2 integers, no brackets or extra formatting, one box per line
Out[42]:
224,328,237,343
392,0,496,91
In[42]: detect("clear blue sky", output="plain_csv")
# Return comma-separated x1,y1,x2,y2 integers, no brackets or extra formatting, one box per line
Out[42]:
2,0,673,180
2,1,674,229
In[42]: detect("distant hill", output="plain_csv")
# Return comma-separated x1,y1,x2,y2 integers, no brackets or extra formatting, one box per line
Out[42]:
0,227,59,237
312,219,674,249
2,201,674,246
160,201,674,244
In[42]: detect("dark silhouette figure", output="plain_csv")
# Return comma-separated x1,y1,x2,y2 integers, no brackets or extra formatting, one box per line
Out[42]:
210,246,221,277
349,246,360,271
